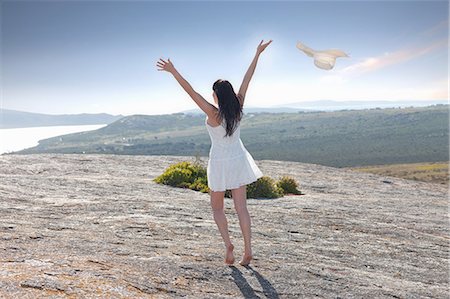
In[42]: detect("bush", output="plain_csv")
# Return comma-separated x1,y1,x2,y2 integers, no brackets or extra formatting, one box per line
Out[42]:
154,161,302,199
189,176,209,193
276,176,302,195
247,176,284,199
153,161,209,193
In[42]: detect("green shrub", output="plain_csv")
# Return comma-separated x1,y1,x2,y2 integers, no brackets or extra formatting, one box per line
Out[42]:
154,161,301,199
276,176,302,195
189,176,209,193
153,161,208,190
247,176,284,199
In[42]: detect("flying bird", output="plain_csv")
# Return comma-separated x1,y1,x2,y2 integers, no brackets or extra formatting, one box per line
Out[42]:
296,42,349,70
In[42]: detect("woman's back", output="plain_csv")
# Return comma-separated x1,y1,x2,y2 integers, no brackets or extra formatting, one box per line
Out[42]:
205,116,242,152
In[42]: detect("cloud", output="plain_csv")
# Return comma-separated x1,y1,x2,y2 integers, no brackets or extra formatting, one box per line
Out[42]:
318,74,347,85
247,75,448,106
339,38,447,77
319,20,448,83
419,19,449,37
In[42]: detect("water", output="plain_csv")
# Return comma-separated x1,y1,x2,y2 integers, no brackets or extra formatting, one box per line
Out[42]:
0,124,107,154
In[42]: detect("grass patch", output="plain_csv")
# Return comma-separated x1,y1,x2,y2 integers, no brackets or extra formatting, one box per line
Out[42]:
349,161,449,185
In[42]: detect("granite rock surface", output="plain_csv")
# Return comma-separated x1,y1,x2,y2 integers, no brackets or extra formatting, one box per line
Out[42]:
0,154,448,298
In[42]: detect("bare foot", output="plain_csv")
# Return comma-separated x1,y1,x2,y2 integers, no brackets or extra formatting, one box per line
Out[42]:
239,253,252,266
225,244,235,265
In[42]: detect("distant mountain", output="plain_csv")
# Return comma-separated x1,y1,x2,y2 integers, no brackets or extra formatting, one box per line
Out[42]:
181,106,315,114
180,100,448,114
277,100,449,111
0,109,124,129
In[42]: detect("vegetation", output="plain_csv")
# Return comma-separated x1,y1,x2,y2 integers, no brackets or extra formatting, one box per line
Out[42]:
154,160,302,199
276,176,303,195
153,160,209,193
12,105,449,168
246,176,285,199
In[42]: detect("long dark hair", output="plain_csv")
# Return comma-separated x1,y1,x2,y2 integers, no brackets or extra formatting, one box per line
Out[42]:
212,79,243,137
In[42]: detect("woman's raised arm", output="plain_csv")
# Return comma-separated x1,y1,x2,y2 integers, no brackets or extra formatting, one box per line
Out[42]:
237,39,272,107
156,58,216,116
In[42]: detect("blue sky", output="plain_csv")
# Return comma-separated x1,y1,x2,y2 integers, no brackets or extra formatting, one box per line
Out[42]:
1,0,448,116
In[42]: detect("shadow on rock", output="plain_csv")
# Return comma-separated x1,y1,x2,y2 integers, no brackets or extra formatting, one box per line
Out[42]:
229,265,279,299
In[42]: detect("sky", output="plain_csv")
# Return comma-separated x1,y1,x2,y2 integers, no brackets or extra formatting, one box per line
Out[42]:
1,0,448,116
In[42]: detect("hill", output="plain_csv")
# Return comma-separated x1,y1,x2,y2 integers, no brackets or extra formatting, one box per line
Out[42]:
0,109,124,129
182,100,448,114
8,105,449,168
0,154,447,297
279,99,448,111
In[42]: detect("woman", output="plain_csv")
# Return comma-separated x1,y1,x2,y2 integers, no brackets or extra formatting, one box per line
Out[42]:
156,39,272,266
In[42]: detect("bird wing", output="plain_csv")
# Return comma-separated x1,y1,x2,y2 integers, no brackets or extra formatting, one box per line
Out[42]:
296,42,316,57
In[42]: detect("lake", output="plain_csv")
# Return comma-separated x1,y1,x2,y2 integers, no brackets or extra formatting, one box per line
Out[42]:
0,124,107,154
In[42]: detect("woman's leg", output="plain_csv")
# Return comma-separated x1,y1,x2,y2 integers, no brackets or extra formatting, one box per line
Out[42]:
231,185,253,265
210,190,234,264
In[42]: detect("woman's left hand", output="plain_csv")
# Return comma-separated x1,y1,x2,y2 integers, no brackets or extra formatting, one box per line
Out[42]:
256,39,272,55
156,58,175,73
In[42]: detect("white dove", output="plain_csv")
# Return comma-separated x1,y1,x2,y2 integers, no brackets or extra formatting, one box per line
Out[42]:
296,41,349,70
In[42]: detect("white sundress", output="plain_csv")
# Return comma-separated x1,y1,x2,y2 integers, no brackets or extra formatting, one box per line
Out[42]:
205,116,263,192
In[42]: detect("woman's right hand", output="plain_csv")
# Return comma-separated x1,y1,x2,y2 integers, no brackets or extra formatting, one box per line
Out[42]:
256,39,272,55
156,58,176,74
